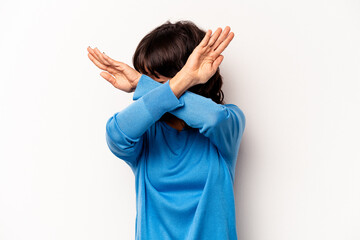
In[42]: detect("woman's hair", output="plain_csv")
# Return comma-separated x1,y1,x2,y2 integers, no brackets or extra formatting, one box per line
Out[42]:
132,20,225,105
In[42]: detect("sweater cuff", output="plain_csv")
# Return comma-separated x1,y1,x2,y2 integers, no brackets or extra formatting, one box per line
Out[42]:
133,74,159,101
140,79,184,121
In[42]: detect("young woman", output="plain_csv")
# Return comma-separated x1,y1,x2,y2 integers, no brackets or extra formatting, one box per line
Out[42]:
87,20,246,240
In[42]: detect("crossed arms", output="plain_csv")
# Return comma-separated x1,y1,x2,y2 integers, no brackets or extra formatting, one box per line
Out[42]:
87,26,245,172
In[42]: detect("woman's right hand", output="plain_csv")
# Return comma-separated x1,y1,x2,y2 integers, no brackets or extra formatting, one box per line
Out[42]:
87,46,141,93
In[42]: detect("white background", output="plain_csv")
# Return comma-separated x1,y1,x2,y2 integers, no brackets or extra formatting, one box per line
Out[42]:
0,0,359,239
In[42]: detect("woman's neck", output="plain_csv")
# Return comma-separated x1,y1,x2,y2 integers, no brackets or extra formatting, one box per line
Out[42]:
165,119,186,131
161,113,187,131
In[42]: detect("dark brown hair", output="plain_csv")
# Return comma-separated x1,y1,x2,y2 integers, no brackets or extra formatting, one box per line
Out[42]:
132,20,225,105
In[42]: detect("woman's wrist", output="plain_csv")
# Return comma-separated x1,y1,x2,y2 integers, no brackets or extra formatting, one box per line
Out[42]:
130,72,142,92
169,70,195,99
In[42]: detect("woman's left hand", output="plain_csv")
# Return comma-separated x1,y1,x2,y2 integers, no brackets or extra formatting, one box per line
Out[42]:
181,26,235,86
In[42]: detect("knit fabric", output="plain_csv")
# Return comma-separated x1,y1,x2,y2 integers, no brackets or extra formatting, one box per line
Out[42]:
105,74,246,239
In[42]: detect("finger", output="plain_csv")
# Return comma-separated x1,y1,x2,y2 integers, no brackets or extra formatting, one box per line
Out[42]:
88,52,120,76
88,52,109,71
91,47,128,72
100,71,133,92
88,47,107,66
102,54,128,71
88,47,125,74
207,27,222,47
211,26,231,51
198,29,212,47
93,47,111,66
100,71,118,87
214,32,235,55
99,52,111,65
212,54,224,70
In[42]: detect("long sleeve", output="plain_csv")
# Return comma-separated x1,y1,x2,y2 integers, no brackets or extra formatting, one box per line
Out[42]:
105,80,184,171
133,74,246,166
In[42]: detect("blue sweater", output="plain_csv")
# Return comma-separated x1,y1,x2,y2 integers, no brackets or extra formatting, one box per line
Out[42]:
105,74,246,240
